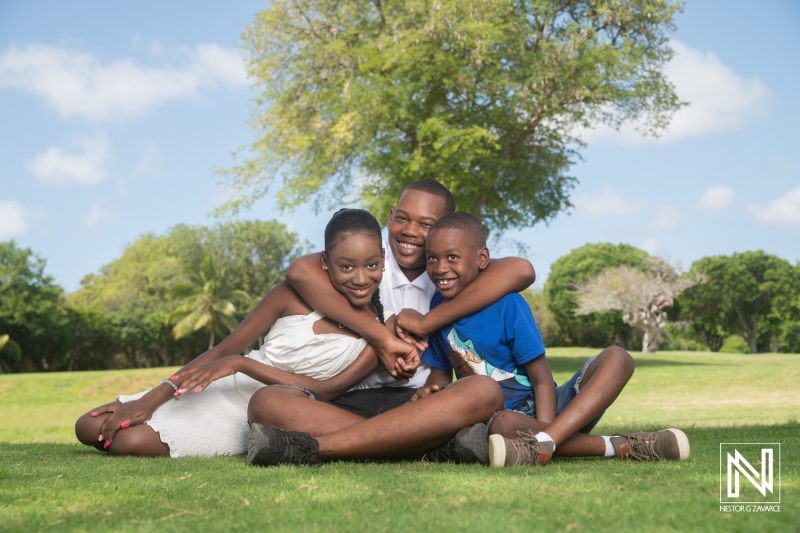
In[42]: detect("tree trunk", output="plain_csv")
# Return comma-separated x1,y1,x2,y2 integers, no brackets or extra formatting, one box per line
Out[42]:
67,349,76,372
208,330,215,351
642,329,653,353
748,333,758,354
771,335,778,353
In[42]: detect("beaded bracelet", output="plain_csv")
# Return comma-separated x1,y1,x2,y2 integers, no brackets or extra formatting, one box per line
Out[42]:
161,379,179,392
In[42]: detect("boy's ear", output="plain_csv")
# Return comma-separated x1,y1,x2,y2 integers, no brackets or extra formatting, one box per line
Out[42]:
387,208,395,226
477,246,490,270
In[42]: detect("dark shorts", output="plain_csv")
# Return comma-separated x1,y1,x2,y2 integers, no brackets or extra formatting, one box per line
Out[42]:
270,385,417,419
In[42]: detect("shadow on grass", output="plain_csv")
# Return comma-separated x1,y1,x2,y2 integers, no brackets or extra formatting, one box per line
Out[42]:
547,356,706,374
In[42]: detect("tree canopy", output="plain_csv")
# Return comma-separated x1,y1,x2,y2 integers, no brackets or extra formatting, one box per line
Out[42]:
222,0,683,232
67,220,306,370
573,258,703,352
0,241,69,372
677,251,800,354
543,242,650,348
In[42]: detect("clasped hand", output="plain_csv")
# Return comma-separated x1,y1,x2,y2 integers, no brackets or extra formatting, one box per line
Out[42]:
394,309,432,347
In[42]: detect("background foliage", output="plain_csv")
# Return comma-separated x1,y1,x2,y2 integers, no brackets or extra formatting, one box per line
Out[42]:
0,221,305,373
222,0,684,233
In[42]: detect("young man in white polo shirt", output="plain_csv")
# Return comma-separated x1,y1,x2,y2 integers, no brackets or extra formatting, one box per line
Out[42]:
283,179,535,418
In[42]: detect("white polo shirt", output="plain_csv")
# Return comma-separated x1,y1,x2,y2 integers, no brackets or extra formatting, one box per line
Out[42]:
353,239,437,389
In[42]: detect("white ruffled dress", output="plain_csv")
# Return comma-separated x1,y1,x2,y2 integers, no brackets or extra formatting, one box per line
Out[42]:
118,311,366,457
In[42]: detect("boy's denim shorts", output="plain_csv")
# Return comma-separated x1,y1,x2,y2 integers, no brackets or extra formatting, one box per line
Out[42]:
491,356,604,434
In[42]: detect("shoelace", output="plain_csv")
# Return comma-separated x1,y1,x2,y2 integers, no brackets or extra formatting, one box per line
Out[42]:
509,427,542,466
623,433,660,462
279,434,320,465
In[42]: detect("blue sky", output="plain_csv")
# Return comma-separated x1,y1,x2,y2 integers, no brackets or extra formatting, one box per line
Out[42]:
1,1,798,292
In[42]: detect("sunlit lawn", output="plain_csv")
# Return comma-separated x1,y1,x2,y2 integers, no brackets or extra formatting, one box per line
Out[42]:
1,349,798,531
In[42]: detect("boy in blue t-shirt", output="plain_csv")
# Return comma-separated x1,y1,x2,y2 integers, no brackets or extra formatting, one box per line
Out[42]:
412,212,690,467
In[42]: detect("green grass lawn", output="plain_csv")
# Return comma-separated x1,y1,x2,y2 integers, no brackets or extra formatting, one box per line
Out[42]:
1,349,798,531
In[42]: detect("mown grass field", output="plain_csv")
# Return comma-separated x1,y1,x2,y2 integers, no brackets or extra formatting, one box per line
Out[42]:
1,348,798,531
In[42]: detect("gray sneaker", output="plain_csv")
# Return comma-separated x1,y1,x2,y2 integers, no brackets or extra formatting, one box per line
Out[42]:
426,423,489,465
488,428,554,467
610,429,690,462
247,423,321,467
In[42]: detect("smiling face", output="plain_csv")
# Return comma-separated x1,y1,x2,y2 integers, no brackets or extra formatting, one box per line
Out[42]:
426,227,490,298
321,232,384,308
387,189,450,281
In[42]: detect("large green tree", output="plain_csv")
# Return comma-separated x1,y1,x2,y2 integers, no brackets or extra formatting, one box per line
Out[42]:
678,251,800,354
222,0,683,232
543,242,649,348
69,220,306,368
0,241,70,372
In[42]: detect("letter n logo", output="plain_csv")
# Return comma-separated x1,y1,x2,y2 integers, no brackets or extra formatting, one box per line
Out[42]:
720,443,780,504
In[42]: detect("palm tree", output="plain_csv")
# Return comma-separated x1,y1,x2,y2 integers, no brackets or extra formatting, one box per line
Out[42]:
166,258,250,350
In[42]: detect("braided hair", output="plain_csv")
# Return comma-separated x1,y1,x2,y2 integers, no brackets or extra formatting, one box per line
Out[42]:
324,208,385,324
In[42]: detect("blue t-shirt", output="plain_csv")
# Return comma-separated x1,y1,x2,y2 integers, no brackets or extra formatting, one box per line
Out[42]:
421,292,546,410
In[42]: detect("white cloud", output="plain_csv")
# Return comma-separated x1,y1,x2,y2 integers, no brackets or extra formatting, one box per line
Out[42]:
82,204,111,228
0,42,248,122
747,186,800,228
26,133,110,185
582,40,770,144
698,185,737,212
0,200,29,239
572,186,646,219
651,205,683,231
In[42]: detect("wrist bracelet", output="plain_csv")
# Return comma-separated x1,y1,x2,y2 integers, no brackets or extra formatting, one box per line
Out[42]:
161,379,179,392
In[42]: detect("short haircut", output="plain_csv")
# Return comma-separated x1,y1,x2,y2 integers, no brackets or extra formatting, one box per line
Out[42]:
430,212,487,248
400,179,456,214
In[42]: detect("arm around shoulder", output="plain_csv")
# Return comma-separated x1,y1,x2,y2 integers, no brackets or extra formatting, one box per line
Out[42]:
420,256,535,334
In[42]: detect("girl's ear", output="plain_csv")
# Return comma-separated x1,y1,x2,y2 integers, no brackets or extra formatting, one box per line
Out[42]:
320,252,329,271
477,246,491,270
380,247,386,271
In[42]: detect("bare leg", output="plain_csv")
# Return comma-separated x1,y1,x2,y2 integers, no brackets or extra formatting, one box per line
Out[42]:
313,376,503,460
544,346,633,445
75,407,169,457
75,410,110,451
107,425,170,457
488,411,605,456
248,387,367,437
488,346,634,457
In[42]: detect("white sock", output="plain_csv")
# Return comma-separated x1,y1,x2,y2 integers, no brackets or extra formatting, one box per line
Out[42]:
602,436,615,457
534,432,555,452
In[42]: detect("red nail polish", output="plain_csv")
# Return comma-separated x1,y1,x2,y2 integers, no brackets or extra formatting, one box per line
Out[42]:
90,411,97,416
195,388,201,393
103,440,110,449
173,392,179,396
120,422,129,429
171,375,177,380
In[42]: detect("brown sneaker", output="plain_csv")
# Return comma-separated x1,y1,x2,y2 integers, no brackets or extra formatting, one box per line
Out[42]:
611,429,690,462
488,428,554,467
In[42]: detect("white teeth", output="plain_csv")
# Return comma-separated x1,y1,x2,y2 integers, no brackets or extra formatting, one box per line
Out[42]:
398,242,420,250
437,279,455,286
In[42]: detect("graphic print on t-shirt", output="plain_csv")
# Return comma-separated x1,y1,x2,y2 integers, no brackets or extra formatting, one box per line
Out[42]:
446,328,532,387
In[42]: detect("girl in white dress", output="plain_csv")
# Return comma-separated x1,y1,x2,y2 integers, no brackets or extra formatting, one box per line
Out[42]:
75,209,390,457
